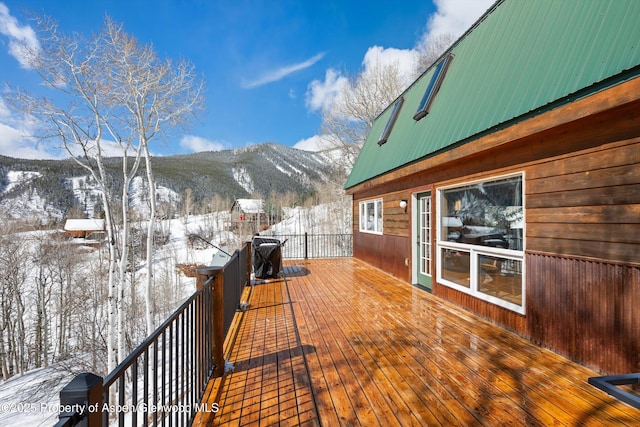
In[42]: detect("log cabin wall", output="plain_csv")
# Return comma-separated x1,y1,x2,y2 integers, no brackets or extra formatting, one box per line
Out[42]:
350,98,640,374
352,190,411,280
523,133,640,373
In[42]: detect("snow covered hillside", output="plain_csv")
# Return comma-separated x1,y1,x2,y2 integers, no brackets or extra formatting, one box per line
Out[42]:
0,170,181,223
0,142,349,225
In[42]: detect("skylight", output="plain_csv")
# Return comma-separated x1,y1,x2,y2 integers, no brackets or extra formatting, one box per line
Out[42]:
413,54,454,121
377,97,404,146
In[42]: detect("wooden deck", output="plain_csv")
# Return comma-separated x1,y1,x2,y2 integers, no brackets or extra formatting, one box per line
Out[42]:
194,258,639,426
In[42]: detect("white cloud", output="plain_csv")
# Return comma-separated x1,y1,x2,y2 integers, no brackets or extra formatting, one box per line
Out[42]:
361,45,417,89
0,2,40,68
242,52,326,89
305,45,417,118
0,97,56,159
179,135,226,152
304,0,493,133
0,97,11,119
417,0,494,50
293,134,334,152
305,68,349,113
0,122,63,159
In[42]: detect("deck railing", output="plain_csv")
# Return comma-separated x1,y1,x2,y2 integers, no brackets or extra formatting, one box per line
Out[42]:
53,234,350,426
54,243,250,427
264,232,353,259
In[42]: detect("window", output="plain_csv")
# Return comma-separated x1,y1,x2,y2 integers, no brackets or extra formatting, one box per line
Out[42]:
378,97,404,146
359,199,383,234
413,54,454,121
437,174,525,313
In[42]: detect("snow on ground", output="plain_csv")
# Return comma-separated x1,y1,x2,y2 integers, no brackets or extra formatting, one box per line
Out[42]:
231,166,254,194
3,171,42,194
67,176,103,219
0,202,347,425
128,176,181,217
0,364,74,427
0,170,65,223
0,188,65,223
0,213,230,426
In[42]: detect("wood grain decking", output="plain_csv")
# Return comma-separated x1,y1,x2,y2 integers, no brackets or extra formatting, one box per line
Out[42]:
194,258,639,426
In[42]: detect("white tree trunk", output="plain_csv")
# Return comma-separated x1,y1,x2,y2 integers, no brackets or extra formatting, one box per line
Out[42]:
117,169,134,365
144,147,156,335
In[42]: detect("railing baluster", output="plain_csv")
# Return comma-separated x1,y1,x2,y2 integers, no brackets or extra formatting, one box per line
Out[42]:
189,302,195,421
54,241,332,426
168,324,173,427
143,348,149,425
153,339,159,427
132,359,138,427
118,374,125,427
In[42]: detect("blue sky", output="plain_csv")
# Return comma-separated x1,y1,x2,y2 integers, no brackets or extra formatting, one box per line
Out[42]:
0,0,493,159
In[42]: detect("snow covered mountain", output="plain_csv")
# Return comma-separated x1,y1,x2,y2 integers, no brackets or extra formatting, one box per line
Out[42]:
0,143,348,224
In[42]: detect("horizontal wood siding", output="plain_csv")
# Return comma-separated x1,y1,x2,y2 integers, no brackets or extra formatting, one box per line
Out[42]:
383,191,410,237
353,193,411,281
526,138,640,264
349,95,640,374
527,251,640,374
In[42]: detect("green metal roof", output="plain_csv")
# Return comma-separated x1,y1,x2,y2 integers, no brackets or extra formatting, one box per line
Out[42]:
345,0,640,189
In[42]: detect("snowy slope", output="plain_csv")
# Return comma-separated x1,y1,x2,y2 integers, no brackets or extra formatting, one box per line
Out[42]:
0,200,351,426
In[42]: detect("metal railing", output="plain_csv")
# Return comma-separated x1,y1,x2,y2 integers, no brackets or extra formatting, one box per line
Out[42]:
263,233,353,259
55,243,250,427
53,234,351,426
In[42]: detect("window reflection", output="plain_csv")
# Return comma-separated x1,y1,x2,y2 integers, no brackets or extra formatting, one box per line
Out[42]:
359,198,383,234
477,254,522,306
441,248,470,288
437,174,525,313
441,176,523,252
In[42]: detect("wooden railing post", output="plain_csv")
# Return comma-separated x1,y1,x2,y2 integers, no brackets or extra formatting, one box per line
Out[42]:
246,240,253,282
211,270,225,377
196,267,225,378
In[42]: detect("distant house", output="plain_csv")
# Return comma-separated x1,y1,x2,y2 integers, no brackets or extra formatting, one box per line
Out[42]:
63,219,105,238
230,199,265,230
345,0,640,375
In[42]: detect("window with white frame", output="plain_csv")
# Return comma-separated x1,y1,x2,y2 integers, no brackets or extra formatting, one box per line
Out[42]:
437,174,525,313
359,199,383,234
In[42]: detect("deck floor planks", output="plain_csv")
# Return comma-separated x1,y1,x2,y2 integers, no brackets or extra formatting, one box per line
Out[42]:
194,258,640,426
348,263,632,426
289,268,426,426
412,296,632,425
366,287,565,426
293,274,364,425
295,274,378,426
309,264,471,426
317,263,511,426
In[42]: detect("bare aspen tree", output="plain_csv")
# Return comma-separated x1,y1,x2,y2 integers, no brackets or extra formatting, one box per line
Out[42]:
9,15,203,369
9,15,125,371
0,227,29,377
317,35,455,172
102,18,204,334
32,232,56,369
319,59,407,171
414,33,456,78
